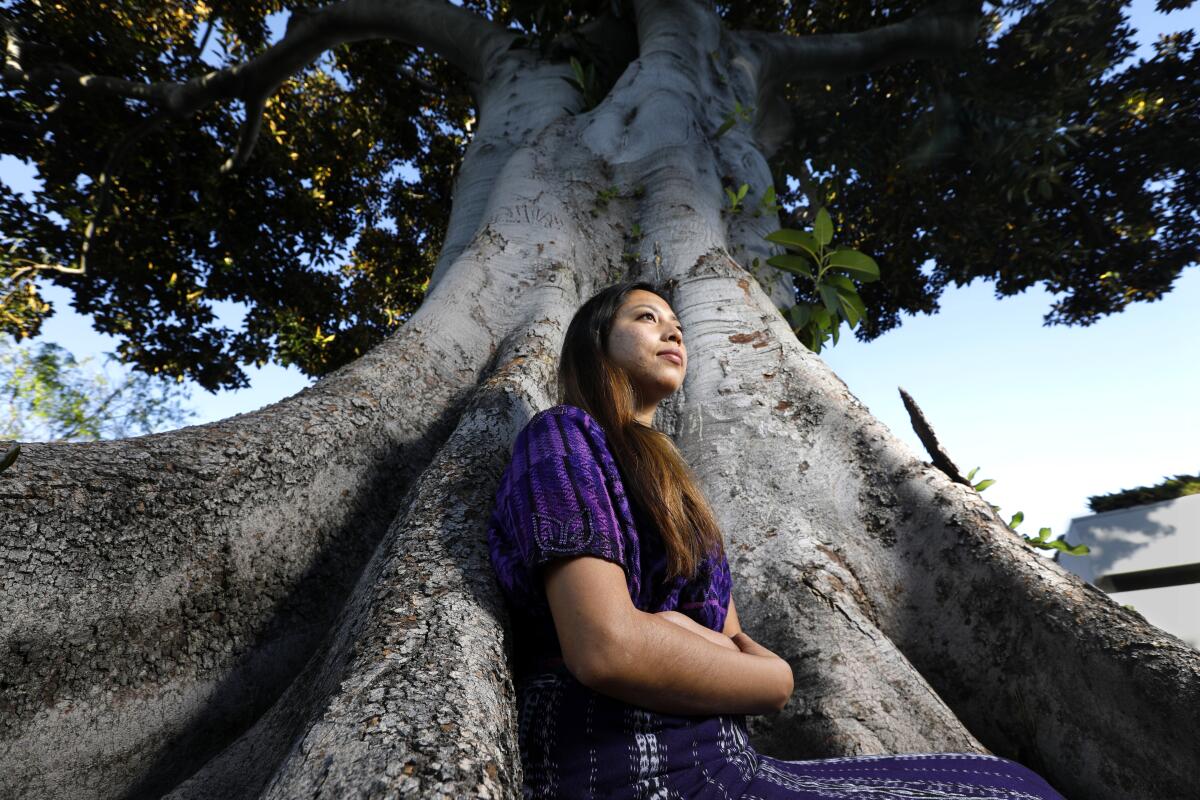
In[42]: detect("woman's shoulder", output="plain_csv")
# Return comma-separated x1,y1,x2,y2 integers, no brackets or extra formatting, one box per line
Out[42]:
518,404,610,456
528,403,601,432
539,403,590,420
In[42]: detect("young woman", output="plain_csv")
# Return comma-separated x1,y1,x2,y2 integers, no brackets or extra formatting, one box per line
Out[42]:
487,281,1066,799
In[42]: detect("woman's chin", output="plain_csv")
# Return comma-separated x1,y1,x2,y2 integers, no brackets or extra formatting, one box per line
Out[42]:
657,377,685,395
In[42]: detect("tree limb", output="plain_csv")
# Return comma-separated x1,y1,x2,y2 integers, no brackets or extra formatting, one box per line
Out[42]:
897,386,971,487
744,4,983,85
221,95,266,174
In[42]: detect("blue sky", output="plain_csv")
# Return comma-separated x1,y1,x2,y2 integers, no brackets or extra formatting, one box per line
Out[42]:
3,0,1197,542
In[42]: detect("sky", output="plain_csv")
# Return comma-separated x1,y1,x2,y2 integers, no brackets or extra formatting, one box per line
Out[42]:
3,0,1197,544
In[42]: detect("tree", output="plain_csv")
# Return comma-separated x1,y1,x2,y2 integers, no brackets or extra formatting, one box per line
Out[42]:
0,339,195,441
1,2,1197,798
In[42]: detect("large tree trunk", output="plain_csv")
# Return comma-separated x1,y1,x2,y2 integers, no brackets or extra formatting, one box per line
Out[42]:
2,2,1196,798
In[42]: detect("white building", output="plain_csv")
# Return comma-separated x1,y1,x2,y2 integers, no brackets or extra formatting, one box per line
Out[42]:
1057,492,1200,649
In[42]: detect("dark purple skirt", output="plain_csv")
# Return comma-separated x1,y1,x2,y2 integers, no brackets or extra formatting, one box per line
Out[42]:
516,669,1067,800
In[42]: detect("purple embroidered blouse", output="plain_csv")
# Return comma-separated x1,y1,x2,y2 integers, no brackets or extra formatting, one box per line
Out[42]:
486,404,732,678
484,406,1068,800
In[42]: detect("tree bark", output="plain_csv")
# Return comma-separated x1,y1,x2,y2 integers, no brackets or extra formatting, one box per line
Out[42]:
3,2,1197,799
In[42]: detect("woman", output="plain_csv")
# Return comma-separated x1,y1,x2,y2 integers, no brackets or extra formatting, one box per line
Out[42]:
487,281,1066,799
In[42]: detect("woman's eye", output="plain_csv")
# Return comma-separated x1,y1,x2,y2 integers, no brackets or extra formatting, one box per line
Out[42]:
640,312,655,321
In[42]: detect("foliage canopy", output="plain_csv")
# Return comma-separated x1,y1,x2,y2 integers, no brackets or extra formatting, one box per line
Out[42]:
1,0,1196,391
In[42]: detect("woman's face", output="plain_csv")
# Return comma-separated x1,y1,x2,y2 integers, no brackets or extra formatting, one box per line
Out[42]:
605,289,687,406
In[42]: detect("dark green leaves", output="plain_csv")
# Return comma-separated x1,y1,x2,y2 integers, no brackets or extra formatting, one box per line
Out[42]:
827,249,880,281
724,183,750,213
765,229,819,262
765,254,814,279
813,207,833,246
0,4,471,390
763,206,880,354
759,184,781,215
713,100,754,139
565,56,602,110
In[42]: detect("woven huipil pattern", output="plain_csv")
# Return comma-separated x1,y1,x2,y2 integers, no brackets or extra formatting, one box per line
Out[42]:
487,405,1065,800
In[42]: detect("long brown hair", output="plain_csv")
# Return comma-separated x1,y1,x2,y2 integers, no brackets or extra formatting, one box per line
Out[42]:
557,281,725,581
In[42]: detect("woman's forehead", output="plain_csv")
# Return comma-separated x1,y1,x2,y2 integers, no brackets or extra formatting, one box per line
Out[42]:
622,291,677,319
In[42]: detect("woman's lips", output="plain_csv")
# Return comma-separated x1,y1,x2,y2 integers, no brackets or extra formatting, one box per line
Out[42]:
659,353,683,365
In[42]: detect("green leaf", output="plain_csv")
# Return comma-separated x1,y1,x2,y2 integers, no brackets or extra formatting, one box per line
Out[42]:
1038,527,1052,541
1030,535,1088,555
966,466,980,481
819,283,842,317
787,303,812,330
824,274,857,292
830,319,841,345
826,249,880,282
814,207,833,246
973,478,996,492
842,295,867,329
811,305,833,329
830,283,866,328
764,229,820,262
834,288,863,328
761,185,777,207
1008,511,1024,529
714,115,736,139
766,254,815,279
736,184,748,200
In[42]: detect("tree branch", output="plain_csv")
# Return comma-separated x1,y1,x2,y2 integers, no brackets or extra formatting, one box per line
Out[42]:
221,95,266,174
3,1,517,167
744,4,983,84
898,386,972,487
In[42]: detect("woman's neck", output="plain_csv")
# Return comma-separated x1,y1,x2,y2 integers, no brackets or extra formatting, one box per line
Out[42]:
634,407,655,426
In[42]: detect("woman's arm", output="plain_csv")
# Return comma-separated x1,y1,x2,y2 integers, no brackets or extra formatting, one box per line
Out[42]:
594,608,792,716
655,609,738,651
722,595,742,637
545,556,792,717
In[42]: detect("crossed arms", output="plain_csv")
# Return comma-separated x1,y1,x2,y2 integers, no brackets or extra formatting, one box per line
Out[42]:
543,555,793,716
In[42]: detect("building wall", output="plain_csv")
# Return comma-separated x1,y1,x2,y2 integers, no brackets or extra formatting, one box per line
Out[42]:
1058,492,1200,649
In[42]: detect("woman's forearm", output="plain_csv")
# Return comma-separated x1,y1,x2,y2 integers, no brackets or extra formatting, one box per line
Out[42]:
585,609,793,716
654,609,739,651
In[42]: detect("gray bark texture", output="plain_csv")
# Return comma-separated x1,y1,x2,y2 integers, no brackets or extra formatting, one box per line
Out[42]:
2,1,1196,798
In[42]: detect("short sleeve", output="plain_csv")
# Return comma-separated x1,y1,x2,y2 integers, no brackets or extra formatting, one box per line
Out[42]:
487,405,640,616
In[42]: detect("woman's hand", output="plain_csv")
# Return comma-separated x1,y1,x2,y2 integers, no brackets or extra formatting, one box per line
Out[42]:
654,609,739,652
730,629,779,659
731,630,794,705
